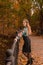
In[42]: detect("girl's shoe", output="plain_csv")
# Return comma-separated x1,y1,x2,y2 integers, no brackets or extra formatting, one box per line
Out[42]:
29,58,33,65
26,57,34,65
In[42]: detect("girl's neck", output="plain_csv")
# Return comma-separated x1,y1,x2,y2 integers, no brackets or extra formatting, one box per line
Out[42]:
24,26,26,28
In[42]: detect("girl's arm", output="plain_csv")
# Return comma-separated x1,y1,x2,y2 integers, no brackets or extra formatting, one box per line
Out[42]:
14,30,23,41
14,29,26,41
17,29,25,37
28,25,32,35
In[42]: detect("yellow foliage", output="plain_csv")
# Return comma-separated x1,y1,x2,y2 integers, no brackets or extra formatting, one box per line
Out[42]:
13,1,20,11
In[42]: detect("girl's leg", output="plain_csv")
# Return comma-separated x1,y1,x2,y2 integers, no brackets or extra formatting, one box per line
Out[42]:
23,52,30,64
26,53,33,65
23,52,33,65
23,52,28,57
28,53,33,65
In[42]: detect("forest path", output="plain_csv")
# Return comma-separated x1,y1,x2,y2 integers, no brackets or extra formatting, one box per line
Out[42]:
18,36,43,65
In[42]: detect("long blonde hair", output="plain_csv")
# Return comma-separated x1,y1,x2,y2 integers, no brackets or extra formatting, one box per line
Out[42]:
23,19,32,35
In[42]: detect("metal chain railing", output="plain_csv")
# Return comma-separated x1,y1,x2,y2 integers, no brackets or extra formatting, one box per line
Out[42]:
5,34,20,65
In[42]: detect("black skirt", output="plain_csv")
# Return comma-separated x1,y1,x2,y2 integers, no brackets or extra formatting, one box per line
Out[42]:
22,36,31,53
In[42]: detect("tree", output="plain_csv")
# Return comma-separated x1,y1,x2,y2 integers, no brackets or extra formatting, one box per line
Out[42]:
32,0,43,34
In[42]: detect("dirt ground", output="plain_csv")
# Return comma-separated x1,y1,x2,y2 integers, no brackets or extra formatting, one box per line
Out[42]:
18,36,43,65
0,36,43,65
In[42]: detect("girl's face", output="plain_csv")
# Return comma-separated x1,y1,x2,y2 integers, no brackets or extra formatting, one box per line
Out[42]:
23,20,26,26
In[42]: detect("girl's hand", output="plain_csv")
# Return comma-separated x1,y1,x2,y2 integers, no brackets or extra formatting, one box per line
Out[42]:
18,32,22,37
15,38,17,42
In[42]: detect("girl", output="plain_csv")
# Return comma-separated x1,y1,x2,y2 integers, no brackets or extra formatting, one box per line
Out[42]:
22,19,33,65
15,19,33,65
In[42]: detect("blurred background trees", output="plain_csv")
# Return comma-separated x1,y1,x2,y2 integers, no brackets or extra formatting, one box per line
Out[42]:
31,0,43,35
0,0,43,35
0,1,43,65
